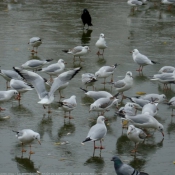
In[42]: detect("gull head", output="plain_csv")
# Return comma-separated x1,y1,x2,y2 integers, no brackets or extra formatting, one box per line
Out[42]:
157,123,164,137
100,33,105,39
97,116,106,124
84,46,90,52
127,125,135,135
126,71,133,78
33,133,41,145
89,104,96,112
132,49,139,55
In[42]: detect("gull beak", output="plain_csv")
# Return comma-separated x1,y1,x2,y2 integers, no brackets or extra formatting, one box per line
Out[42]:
161,132,164,137
130,51,133,53
37,140,41,145
105,118,108,121
64,62,67,64
128,132,131,135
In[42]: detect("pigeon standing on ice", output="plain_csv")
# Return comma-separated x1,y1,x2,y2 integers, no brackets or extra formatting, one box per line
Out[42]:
81,9,93,29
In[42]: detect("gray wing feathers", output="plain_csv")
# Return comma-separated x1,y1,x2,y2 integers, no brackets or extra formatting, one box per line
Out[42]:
114,80,125,88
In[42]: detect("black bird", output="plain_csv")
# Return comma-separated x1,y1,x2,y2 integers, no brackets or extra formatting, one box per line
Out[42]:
81,9,93,29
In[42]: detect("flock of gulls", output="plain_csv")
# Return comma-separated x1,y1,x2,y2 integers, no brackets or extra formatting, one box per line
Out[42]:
1,1,175,175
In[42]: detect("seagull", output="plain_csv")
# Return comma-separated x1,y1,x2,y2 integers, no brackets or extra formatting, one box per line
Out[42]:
12,129,41,155
81,9,93,29
124,112,164,137
112,71,133,99
95,63,118,84
62,46,90,62
80,88,113,101
111,156,149,175
28,37,42,53
139,93,167,103
0,69,22,89
82,116,107,152
95,33,107,56
150,71,175,90
0,90,18,111
13,67,81,112
10,79,34,105
158,66,175,74
58,95,77,119
141,102,158,117
21,59,53,72
81,73,97,90
127,0,143,10
89,95,119,115
39,59,66,81
131,49,158,72
127,125,147,153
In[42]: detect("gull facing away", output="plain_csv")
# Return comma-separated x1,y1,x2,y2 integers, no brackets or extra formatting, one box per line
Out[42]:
62,46,90,62
39,59,66,81
82,116,107,154
141,102,158,117
81,73,97,90
150,71,175,90
21,59,53,72
28,37,42,53
132,49,158,72
81,9,93,29
127,125,147,153
0,69,22,89
112,71,133,100
12,129,41,156
58,95,77,119
80,88,113,101
89,94,119,115
13,67,81,113
95,33,107,56
95,63,118,84
10,79,34,105
111,156,149,175
0,90,18,111
158,66,175,74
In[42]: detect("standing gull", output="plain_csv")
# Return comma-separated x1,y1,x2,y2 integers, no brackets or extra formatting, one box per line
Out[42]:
62,46,90,62
132,49,157,72
95,63,118,84
39,59,66,81
82,116,107,153
28,37,42,53
21,59,53,72
81,9,93,29
0,69,22,89
81,73,97,90
58,95,77,119
112,71,133,100
95,33,107,56
12,129,41,155
10,79,34,105
127,0,143,11
127,125,147,153
111,156,149,175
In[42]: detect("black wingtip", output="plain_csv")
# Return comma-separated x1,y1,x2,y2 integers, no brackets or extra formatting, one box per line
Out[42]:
82,137,91,143
46,58,53,62
151,60,159,64
62,50,69,53
80,87,88,93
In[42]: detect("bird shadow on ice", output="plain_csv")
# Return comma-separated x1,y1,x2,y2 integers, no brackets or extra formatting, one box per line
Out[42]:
84,156,105,174
12,156,39,173
96,57,106,66
81,29,93,45
57,121,75,139
28,54,41,61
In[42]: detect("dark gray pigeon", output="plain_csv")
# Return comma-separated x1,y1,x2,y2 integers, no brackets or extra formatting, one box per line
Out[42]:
111,156,149,175
81,9,93,29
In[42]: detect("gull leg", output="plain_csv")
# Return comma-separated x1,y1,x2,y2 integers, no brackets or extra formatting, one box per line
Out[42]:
111,74,113,82
21,143,27,153
131,143,138,153
79,57,84,62
73,56,76,63
0,107,5,111
69,111,74,119
100,140,105,149
96,50,100,56
94,141,100,149
31,47,35,53
136,66,141,72
59,91,65,99
171,108,175,117
101,78,106,84
29,145,35,155
48,105,52,113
